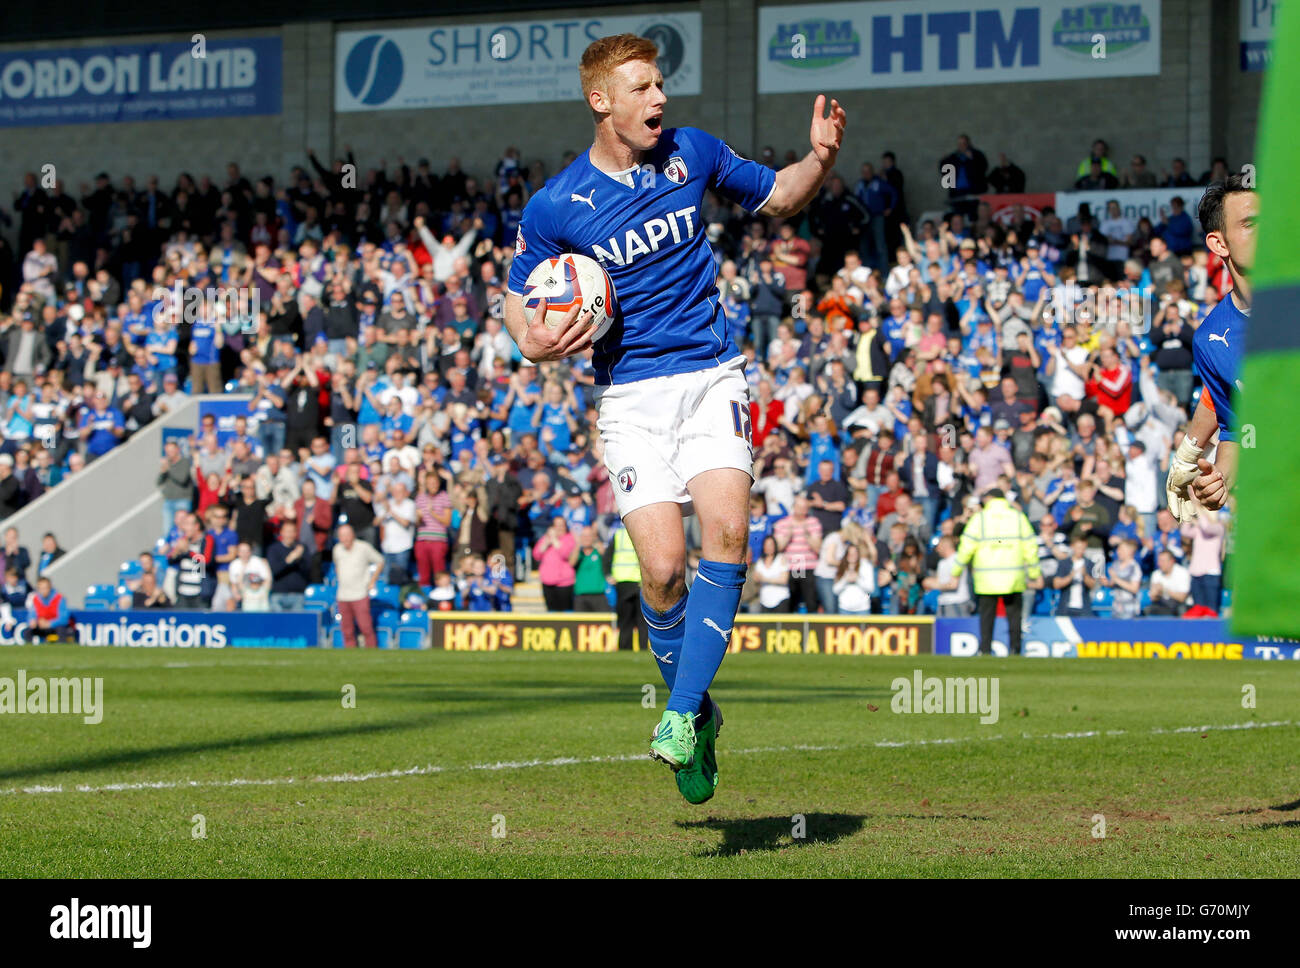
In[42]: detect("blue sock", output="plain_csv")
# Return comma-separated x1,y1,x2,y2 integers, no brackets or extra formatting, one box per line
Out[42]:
642,590,714,725
641,591,688,690
667,560,746,717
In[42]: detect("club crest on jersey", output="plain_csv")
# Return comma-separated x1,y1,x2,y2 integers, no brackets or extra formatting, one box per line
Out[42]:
663,156,688,185
616,466,637,493
513,227,526,256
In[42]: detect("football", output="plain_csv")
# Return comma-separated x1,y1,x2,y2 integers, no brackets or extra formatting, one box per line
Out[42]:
522,252,616,342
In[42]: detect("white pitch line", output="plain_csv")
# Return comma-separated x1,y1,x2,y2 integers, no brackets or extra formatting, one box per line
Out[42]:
0,720,1292,798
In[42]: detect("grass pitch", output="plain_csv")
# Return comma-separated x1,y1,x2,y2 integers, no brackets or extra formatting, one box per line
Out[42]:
0,645,1296,878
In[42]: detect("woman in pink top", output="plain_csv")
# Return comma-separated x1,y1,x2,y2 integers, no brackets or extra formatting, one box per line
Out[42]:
533,516,577,611
1181,511,1225,612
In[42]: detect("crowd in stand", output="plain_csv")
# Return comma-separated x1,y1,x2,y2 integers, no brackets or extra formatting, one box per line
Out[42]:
0,133,1237,620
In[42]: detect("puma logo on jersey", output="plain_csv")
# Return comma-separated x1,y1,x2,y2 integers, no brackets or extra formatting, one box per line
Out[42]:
702,618,732,644
570,190,596,211
649,646,673,665
1208,329,1229,346
592,206,698,267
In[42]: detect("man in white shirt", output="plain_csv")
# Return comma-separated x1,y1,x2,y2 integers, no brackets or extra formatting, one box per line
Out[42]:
333,523,384,648
376,479,416,583
228,543,272,611
1147,549,1191,616
842,386,894,439
1122,439,1160,540
926,535,972,616
1047,325,1090,415
751,457,802,518
1097,200,1136,272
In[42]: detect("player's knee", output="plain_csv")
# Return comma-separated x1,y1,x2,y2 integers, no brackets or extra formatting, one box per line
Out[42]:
640,558,686,599
705,519,749,561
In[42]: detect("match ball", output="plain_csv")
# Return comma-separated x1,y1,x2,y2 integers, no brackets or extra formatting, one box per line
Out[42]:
522,253,616,342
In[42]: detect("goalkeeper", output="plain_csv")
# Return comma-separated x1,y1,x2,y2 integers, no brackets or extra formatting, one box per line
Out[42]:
1165,175,1257,520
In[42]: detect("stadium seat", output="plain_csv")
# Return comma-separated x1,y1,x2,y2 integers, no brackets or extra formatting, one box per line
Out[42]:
375,612,401,649
304,584,335,611
1140,588,1152,613
1090,587,1113,618
369,582,400,611
1220,587,1233,612
85,584,117,609
397,612,430,650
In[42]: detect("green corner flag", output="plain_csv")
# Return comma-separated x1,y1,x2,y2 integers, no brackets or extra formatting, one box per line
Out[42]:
1233,1,1300,635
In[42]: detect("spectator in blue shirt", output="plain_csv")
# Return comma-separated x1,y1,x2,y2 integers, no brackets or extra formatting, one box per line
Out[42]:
855,163,898,272
78,392,125,460
1157,196,1195,255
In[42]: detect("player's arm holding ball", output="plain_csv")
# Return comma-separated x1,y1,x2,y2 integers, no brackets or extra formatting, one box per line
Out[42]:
503,202,596,363
504,290,594,364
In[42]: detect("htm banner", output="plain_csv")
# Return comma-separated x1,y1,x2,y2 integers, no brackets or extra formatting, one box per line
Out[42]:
759,0,1161,92
1240,0,1277,71
336,12,700,111
0,37,282,128
71,610,320,649
934,617,1300,659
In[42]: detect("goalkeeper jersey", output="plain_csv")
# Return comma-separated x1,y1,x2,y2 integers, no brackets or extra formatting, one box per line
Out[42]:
1192,292,1248,442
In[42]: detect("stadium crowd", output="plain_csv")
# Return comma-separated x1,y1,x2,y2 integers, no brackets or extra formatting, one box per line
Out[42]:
0,133,1237,622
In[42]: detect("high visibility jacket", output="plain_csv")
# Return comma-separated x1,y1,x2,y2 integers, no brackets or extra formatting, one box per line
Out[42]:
609,526,641,584
952,498,1041,595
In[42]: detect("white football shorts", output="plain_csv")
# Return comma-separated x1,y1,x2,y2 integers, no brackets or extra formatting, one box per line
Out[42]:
594,355,754,519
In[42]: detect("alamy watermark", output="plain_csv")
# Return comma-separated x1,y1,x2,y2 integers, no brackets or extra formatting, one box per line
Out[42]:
0,669,103,724
890,669,999,724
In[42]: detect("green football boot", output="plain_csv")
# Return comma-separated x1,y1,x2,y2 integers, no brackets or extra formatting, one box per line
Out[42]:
649,709,697,770
675,700,723,804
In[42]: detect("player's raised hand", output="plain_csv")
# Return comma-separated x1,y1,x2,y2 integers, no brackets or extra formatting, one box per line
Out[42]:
519,298,595,363
1191,458,1228,511
810,95,847,169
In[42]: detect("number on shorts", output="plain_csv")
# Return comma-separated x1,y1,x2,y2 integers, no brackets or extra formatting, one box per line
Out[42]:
729,400,752,444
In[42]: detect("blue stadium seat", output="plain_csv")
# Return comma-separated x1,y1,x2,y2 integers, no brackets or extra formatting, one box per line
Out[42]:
397,612,430,650
1140,588,1152,613
375,612,401,650
85,583,117,609
1220,587,1232,612
369,582,400,611
304,584,335,611
1092,587,1113,618
322,561,336,586
920,589,939,614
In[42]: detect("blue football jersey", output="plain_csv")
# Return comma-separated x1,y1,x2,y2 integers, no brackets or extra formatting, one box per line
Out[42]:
507,127,776,386
1192,294,1248,442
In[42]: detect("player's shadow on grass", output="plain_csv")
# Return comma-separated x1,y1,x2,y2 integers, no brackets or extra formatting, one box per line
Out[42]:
679,812,867,856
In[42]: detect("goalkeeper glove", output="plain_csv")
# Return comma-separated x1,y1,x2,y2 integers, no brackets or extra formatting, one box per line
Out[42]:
1165,434,1204,521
